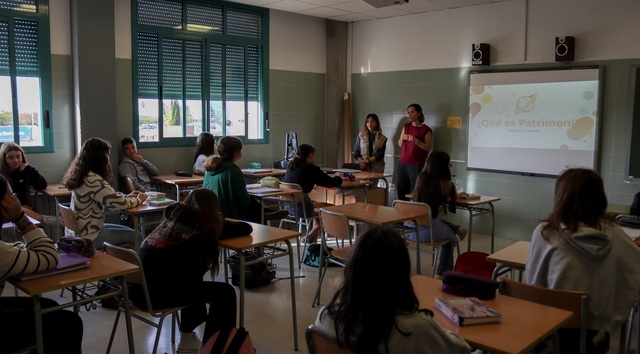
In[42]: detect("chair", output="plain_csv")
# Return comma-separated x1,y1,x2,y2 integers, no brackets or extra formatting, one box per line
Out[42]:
102,242,190,354
122,176,135,193
392,200,456,277
278,182,332,268
312,208,353,307
305,325,357,354
58,203,78,234
499,277,588,354
454,251,496,279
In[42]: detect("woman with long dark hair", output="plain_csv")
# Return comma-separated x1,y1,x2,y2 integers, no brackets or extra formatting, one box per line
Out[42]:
354,113,387,172
316,226,470,353
193,132,216,175
132,188,236,352
526,169,640,353
411,151,460,277
397,103,433,200
62,137,146,248
284,144,342,243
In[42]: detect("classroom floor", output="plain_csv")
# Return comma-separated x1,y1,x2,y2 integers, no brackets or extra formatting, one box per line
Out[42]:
5,233,631,354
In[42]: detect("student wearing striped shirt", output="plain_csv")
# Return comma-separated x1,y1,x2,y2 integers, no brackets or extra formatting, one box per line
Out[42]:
0,174,83,353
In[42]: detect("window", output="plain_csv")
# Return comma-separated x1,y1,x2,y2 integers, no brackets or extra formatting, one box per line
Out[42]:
133,0,269,146
0,0,53,151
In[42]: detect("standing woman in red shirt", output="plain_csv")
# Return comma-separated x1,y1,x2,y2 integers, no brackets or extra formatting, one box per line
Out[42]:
397,104,433,200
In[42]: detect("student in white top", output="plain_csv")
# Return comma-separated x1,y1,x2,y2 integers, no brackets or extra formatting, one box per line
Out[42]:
62,137,146,248
193,132,216,175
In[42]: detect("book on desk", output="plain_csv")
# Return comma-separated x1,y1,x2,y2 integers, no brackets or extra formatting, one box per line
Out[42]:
17,251,91,281
148,198,176,206
435,297,501,326
459,193,481,200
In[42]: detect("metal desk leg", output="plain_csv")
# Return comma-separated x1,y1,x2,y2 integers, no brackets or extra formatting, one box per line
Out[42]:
120,274,136,353
466,207,474,252
34,295,44,354
239,252,246,327
133,215,144,251
489,203,495,253
285,240,299,350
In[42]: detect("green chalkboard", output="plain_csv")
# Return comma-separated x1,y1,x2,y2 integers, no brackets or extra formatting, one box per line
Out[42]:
626,65,640,180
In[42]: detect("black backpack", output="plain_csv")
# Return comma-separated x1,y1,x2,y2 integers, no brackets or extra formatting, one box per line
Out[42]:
227,251,276,288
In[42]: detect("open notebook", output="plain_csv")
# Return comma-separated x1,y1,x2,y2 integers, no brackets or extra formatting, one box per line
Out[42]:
17,251,91,281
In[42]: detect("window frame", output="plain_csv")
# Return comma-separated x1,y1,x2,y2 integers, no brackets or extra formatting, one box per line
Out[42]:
0,0,54,153
132,0,270,148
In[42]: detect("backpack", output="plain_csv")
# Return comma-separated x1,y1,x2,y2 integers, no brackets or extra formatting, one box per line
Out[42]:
227,251,276,288
303,244,336,267
200,326,255,354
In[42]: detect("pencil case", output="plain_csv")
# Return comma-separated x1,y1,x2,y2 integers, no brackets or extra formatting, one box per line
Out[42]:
57,236,96,258
441,271,498,300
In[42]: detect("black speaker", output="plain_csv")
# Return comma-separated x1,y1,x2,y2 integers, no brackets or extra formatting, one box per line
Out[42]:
471,43,490,66
555,36,575,62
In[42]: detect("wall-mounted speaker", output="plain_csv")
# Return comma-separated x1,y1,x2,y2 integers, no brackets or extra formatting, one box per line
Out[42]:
471,43,490,66
555,36,575,62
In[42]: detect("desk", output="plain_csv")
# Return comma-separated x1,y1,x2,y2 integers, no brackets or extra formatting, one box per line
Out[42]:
315,179,371,205
411,275,573,354
123,202,172,249
247,188,302,225
152,174,204,200
487,241,530,280
456,196,501,253
353,171,392,205
321,202,431,274
218,222,300,350
8,252,139,354
2,215,41,230
241,168,286,178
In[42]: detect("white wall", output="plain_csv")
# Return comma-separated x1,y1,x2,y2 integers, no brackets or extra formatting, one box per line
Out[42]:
269,10,326,73
352,0,640,73
50,0,70,55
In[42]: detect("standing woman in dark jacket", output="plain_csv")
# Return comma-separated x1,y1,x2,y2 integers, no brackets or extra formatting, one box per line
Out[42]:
0,142,47,208
132,189,236,352
354,113,387,173
284,144,342,243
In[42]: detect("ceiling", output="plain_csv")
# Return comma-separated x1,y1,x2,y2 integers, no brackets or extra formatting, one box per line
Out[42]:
228,0,511,23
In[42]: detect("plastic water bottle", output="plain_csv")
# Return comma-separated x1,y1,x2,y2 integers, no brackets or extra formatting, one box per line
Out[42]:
452,175,460,192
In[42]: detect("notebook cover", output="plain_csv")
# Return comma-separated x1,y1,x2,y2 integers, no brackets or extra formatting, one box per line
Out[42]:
17,251,91,281
435,297,501,326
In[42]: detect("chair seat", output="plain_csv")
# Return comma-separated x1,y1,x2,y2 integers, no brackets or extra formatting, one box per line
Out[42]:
330,246,351,262
405,239,450,248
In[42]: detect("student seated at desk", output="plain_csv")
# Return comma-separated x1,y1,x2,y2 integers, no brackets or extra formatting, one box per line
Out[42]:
118,136,160,192
62,137,147,248
132,189,236,352
0,175,83,353
0,142,61,229
410,151,463,277
203,136,287,222
193,132,216,175
315,226,470,354
526,168,640,354
284,144,342,243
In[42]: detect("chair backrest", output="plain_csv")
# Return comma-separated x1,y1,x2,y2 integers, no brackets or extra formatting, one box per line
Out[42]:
499,278,588,353
454,251,496,279
392,200,432,227
122,177,135,193
305,325,357,354
102,242,158,313
58,203,78,233
319,209,351,241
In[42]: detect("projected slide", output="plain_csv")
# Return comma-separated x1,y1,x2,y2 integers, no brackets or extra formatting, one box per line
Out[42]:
467,68,600,176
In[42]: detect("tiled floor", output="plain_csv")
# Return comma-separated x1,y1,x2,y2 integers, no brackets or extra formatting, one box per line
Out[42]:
4,233,630,353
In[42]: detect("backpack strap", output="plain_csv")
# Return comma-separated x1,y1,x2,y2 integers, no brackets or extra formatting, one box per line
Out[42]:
211,326,234,354
226,327,250,353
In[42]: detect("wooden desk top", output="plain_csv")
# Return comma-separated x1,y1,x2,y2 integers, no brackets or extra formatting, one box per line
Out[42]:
353,171,392,180
241,168,286,178
124,201,174,215
248,189,302,198
456,195,501,206
486,241,530,269
218,221,300,251
321,202,427,225
411,275,573,354
315,180,371,189
9,252,138,296
153,174,205,185
40,183,71,197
